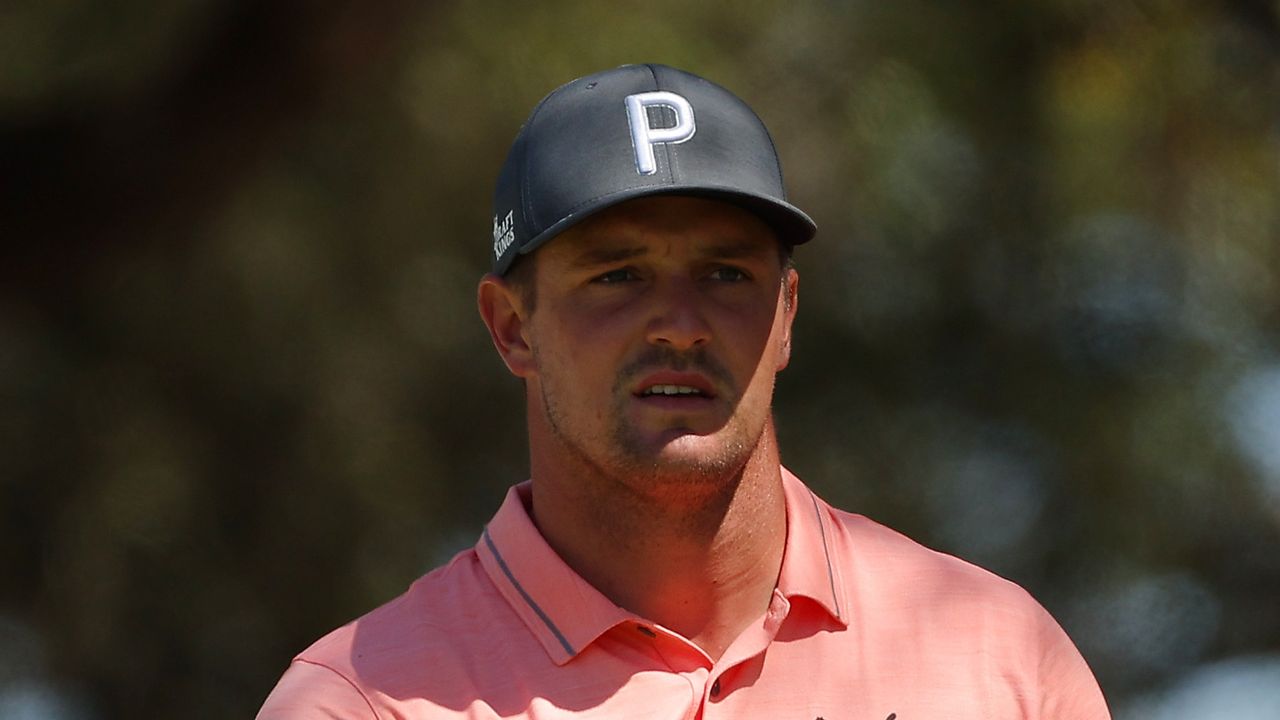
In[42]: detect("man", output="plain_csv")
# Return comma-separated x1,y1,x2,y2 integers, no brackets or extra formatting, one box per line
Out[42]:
258,64,1110,719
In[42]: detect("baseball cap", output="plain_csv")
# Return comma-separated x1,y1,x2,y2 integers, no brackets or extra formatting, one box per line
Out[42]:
490,63,817,275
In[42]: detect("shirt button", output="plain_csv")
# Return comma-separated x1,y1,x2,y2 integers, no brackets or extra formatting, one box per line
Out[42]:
710,679,721,698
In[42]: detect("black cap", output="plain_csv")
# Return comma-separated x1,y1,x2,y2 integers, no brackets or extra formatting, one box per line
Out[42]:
490,63,817,275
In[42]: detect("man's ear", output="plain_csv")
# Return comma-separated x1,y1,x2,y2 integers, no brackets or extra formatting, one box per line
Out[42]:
776,268,799,371
477,273,536,378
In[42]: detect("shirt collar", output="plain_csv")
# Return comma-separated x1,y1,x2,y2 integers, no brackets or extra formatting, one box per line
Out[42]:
477,482,634,665
776,466,848,626
476,467,847,665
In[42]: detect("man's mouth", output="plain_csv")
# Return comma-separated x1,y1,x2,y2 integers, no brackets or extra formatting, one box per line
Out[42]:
632,371,718,402
640,384,708,397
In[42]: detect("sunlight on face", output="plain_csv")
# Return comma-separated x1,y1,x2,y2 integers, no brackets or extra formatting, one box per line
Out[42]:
524,196,797,491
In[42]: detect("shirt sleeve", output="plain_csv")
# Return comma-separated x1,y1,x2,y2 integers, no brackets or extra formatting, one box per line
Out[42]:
1034,606,1112,720
256,659,378,720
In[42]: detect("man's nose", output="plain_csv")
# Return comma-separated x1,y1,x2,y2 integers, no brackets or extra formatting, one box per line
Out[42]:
645,278,712,351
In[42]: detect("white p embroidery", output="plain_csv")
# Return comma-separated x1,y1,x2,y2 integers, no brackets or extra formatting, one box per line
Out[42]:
624,91,696,175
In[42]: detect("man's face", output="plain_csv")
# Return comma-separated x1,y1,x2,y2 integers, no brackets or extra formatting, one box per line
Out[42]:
510,195,798,489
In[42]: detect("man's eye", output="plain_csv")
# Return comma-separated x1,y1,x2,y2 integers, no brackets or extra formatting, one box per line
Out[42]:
594,268,636,283
710,267,749,282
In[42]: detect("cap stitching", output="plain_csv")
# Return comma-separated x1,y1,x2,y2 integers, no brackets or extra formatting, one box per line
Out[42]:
643,63,678,184
757,111,788,201
517,82,568,247
762,122,783,202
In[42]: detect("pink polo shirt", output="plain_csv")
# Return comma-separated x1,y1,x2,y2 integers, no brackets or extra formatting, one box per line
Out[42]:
258,469,1110,719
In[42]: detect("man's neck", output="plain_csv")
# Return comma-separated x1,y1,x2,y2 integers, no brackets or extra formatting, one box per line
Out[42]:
527,427,788,661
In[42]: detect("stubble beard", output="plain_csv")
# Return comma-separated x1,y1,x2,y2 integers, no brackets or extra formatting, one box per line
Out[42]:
537,348,771,498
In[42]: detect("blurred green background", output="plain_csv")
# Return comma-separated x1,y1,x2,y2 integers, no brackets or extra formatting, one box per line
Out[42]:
2,1,1279,718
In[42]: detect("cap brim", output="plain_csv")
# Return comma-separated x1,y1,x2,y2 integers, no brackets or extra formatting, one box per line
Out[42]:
506,186,816,272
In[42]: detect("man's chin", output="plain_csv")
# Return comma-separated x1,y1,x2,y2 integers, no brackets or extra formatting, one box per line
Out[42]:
629,433,751,480
655,430,728,455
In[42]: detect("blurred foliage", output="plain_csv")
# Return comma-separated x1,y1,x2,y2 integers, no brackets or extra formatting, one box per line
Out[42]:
2,1,1278,718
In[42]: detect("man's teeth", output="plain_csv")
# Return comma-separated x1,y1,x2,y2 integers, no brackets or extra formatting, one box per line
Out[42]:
644,384,703,396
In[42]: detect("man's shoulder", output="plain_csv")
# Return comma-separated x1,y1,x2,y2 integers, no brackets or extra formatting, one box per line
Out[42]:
260,547,512,718
294,544,508,676
809,499,1110,719
825,503,1046,618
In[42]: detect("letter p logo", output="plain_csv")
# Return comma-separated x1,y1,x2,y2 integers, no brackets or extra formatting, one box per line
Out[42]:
625,91,696,175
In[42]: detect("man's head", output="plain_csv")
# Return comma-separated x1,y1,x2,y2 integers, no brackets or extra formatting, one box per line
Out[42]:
477,64,815,490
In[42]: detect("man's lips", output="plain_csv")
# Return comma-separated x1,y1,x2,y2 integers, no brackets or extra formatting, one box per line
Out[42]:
632,372,717,400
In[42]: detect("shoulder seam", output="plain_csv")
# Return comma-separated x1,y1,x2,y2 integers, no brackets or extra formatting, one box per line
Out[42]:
292,658,381,720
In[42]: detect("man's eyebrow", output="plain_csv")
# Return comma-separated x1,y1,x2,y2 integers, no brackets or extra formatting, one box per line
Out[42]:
569,246,647,268
567,237,773,268
702,238,776,259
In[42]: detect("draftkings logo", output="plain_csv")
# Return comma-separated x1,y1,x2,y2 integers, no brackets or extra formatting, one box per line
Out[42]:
492,209,515,260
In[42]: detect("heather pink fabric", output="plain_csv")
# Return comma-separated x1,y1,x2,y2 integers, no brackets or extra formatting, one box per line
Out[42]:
258,469,1110,719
